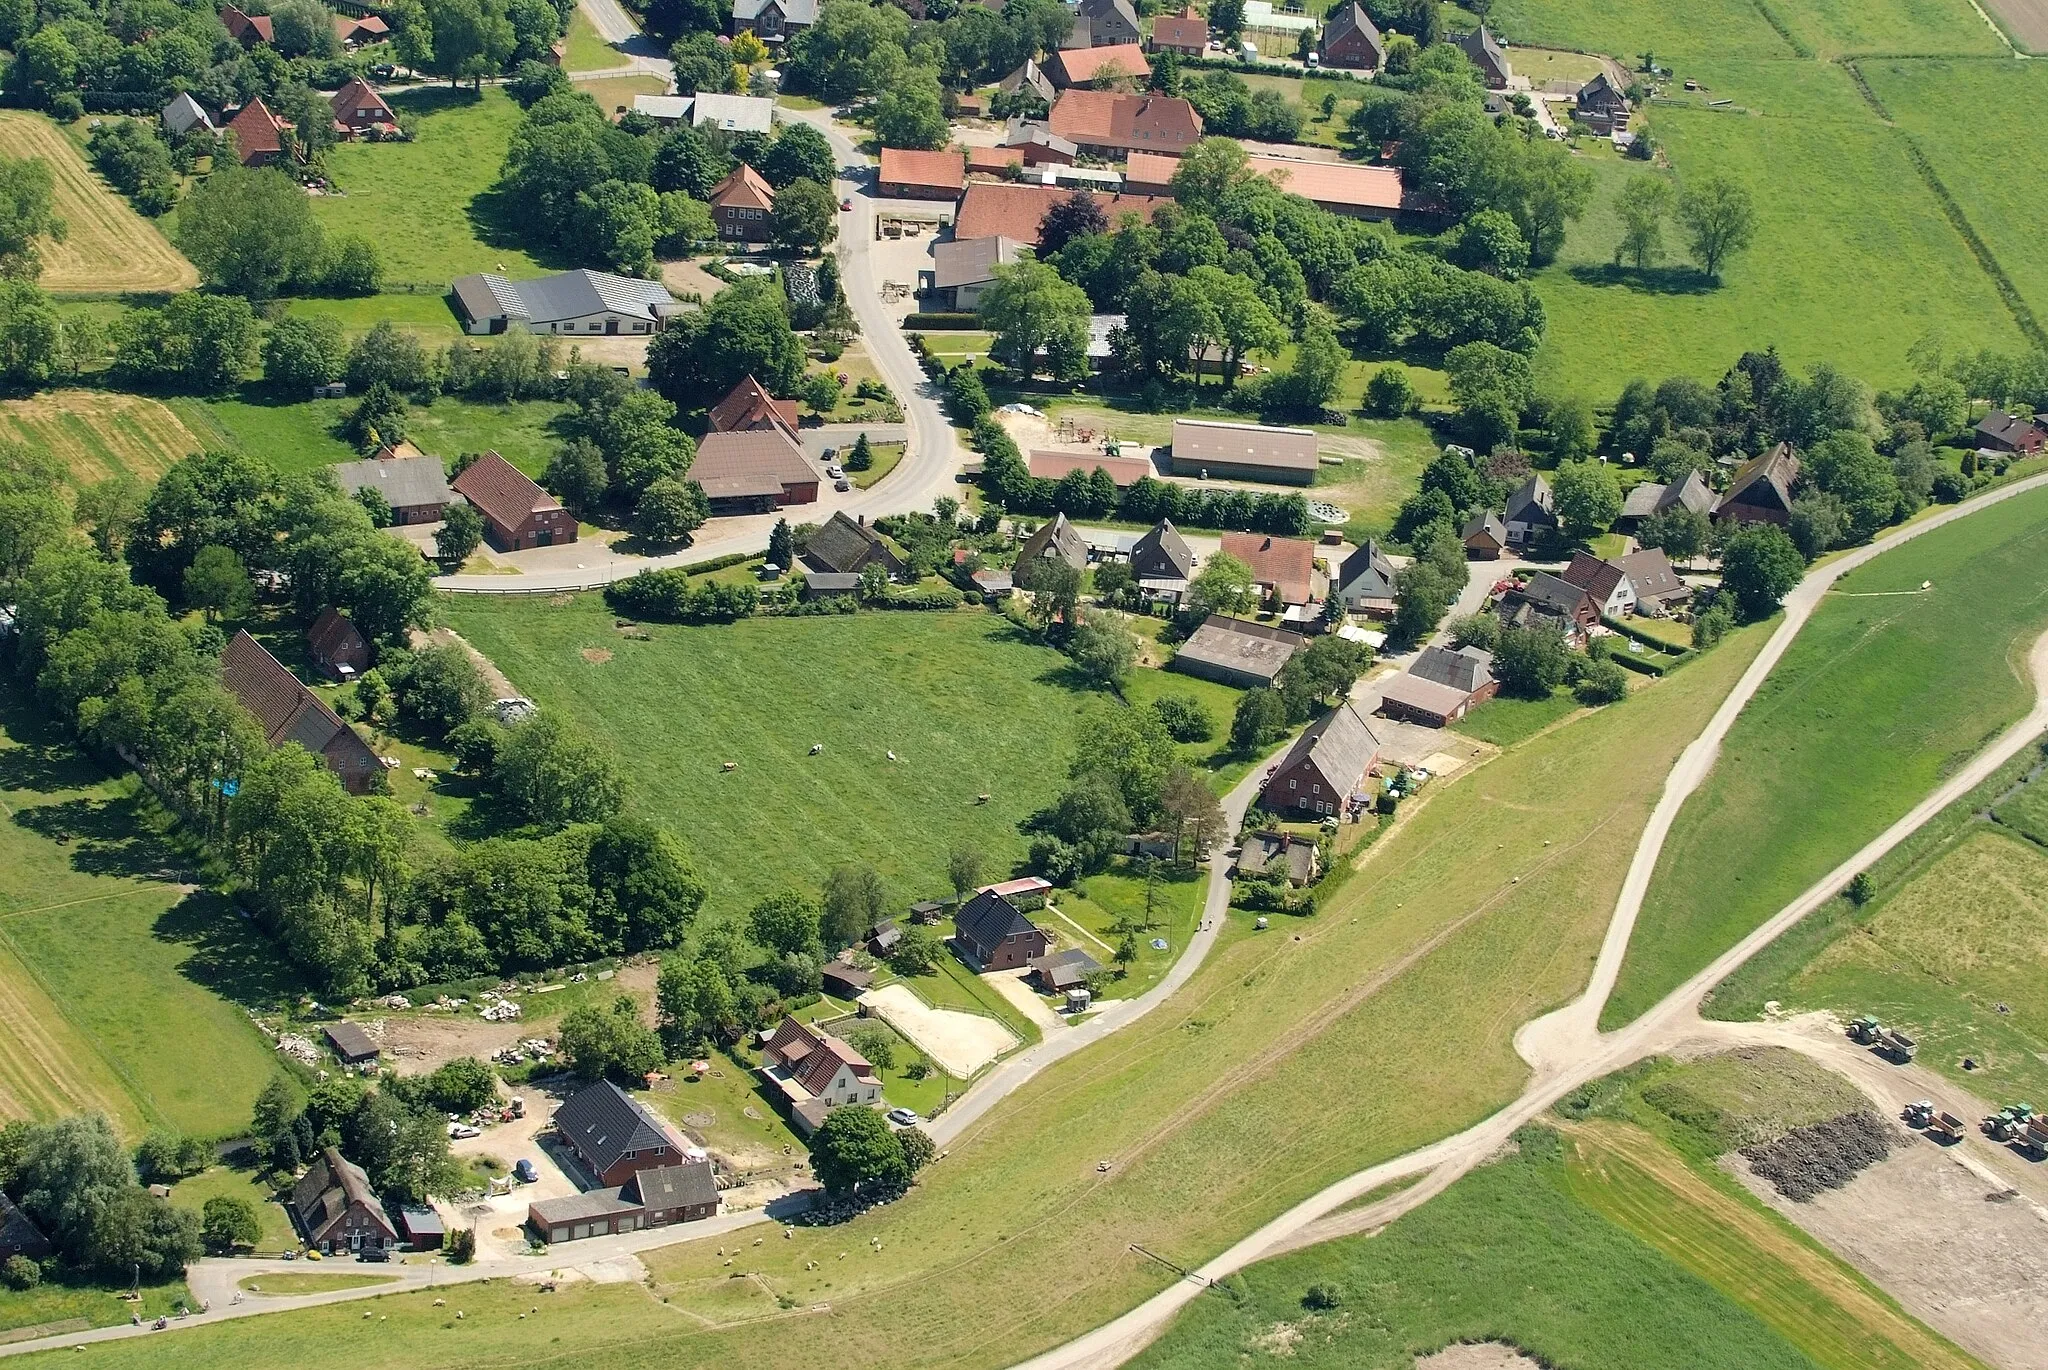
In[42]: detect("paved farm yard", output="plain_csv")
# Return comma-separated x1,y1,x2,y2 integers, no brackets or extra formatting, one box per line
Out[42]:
0,111,197,293
862,983,1021,1075
446,600,1095,917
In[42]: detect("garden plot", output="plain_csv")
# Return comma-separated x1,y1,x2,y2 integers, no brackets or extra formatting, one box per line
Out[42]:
860,983,1019,1076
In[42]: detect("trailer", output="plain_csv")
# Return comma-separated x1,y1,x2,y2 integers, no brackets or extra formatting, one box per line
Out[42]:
2022,1116,2048,1161
1930,1111,1966,1144
1984,1105,2033,1142
1879,1028,1917,1063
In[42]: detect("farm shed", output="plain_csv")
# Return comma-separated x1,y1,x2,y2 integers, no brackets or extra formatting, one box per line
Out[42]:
323,1020,380,1067
1168,419,1317,485
1171,614,1305,689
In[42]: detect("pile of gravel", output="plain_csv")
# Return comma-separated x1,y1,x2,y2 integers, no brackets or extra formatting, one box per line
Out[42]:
1741,1110,1897,1202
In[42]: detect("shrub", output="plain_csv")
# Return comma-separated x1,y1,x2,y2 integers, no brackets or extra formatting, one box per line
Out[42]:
2,1255,38,1290
1301,1283,1341,1311
447,1227,477,1263
1152,693,1214,742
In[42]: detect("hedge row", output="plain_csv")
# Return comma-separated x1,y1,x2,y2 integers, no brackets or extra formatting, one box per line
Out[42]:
902,313,982,330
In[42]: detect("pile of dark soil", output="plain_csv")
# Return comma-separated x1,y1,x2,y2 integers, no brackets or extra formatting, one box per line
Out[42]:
1741,1110,1898,1201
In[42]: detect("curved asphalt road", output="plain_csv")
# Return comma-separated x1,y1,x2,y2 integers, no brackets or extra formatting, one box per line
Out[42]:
1014,471,2048,1370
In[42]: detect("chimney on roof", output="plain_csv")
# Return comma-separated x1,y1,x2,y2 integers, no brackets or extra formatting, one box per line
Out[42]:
858,514,866,526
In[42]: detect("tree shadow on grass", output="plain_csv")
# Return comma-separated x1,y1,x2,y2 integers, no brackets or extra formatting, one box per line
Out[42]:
12,795,190,882
466,187,577,271
0,689,107,796
153,890,308,1009
1564,262,1721,296
386,85,485,119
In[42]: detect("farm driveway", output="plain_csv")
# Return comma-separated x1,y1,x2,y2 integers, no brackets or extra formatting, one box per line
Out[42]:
984,970,1066,1035
861,983,1019,1076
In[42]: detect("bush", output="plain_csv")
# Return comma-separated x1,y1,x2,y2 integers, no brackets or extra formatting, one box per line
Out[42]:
2,1255,38,1290
1301,1283,1341,1311
1151,693,1214,742
447,1227,476,1263
901,313,981,329
1574,658,1629,704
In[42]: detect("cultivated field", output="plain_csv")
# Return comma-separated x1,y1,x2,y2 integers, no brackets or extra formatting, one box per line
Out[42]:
1983,0,2048,47
310,87,548,288
0,692,287,1140
0,389,203,489
55,622,1774,1370
445,603,1096,918
0,111,198,294
1605,483,2048,1028
1492,0,2001,58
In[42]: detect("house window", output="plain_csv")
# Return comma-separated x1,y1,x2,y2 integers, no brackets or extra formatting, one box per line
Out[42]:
1288,778,1296,789
1312,784,1321,795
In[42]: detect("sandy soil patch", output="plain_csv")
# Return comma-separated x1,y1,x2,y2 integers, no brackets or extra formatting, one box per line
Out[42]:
1415,1344,1542,1370
860,983,1018,1076
1727,1138,2048,1370
410,626,519,700
983,969,1066,1034
660,259,730,300
580,647,613,663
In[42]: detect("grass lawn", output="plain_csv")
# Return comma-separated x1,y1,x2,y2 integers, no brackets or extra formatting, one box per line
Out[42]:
443,602,1101,920
1531,92,2025,394
189,393,571,478
1053,862,1206,999
1450,684,1581,747
1858,60,2048,328
0,1272,192,1338
310,87,550,289
574,74,670,116
169,1166,297,1252
1604,483,2048,1029
562,7,619,69
848,441,904,489
42,619,1774,1370
1119,663,1249,783
283,293,468,341
237,1273,400,1296
919,330,992,361
645,1048,806,1165
0,689,290,1140
1723,825,2048,1103
0,111,197,294
1134,1130,1829,1370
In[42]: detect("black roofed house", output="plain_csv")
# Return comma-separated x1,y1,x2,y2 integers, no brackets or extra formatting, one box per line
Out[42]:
1974,410,2047,455
221,630,381,794
1574,71,1630,134
323,1020,380,1068
802,511,905,577
1129,518,1195,602
1504,473,1557,547
953,890,1050,971
731,0,816,39
1016,512,1090,578
1461,510,1508,560
292,1146,399,1254
1259,700,1380,819
1319,1,1385,70
1713,442,1800,525
1457,25,1511,87
0,1193,51,1263
332,450,454,525
1029,947,1102,994
1172,615,1306,689
552,1079,689,1187
306,608,369,681
1334,539,1398,618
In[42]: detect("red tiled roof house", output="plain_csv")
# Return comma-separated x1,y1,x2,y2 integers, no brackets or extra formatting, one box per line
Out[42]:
225,96,294,167
220,630,381,793
450,451,577,551
330,78,397,139
709,164,775,243
878,146,965,200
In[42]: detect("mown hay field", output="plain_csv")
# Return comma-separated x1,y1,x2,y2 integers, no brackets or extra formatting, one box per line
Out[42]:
0,389,204,489
0,111,198,293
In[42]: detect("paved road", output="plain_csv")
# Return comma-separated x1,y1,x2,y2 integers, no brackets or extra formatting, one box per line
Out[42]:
1015,472,2048,1370
574,0,670,67
436,100,964,593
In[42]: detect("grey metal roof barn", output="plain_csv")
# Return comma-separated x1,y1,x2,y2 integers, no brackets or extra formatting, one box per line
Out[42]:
1409,645,1494,694
1169,419,1318,481
1334,539,1397,606
162,92,214,135
323,1021,380,1064
933,235,1027,290
332,454,453,511
692,92,775,133
1171,615,1306,689
553,1080,679,1178
450,269,679,331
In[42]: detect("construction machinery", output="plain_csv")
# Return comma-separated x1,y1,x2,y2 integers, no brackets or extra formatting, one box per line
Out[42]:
1848,1015,1883,1045
1903,1100,1934,1128
1879,1028,1917,1063
1930,1111,1967,1144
